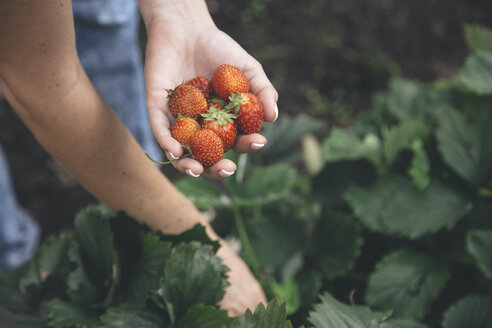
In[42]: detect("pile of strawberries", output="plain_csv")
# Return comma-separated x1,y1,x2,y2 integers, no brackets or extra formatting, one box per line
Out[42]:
167,64,263,167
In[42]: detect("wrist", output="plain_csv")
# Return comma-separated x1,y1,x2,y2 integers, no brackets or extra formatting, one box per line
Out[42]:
138,0,216,30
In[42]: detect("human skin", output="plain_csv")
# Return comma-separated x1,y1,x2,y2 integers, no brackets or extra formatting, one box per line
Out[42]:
138,0,279,179
0,0,266,315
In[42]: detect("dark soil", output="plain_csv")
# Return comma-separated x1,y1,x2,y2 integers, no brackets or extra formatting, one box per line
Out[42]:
1,0,491,237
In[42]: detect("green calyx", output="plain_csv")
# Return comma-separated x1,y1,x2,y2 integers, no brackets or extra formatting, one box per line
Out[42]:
201,103,237,126
225,92,245,114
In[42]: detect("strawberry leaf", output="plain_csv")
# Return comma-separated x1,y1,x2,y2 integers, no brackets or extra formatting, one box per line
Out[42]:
239,298,293,328
464,24,492,52
175,177,230,210
365,250,450,320
442,295,492,328
99,306,167,328
466,230,492,280
177,304,238,328
457,51,492,95
48,298,100,328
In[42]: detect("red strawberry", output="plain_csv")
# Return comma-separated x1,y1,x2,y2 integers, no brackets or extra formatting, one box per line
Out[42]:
201,105,238,152
189,129,224,167
212,64,249,100
227,92,263,134
168,85,208,117
171,117,201,147
184,76,212,98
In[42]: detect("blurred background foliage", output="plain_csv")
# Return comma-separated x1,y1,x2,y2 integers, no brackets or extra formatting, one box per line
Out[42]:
0,0,491,253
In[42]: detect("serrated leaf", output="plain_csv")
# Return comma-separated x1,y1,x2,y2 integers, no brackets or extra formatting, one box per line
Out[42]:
240,298,293,328
307,212,363,280
99,306,167,328
240,164,296,205
458,51,492,95
466,230,492,280
161,224,221,252
66,242,100,305
442,295,492,328
322,128,382,166
177,304,238,328
175,178,230,209
48,298,100,328
37,234,72,276
366,250,450,320
465,24,492,52
408,139,430,190
73,206,118,295
436,108,492,187
345,176,472,238
308,293,428,328
158,243,229,321
0,307,46,328
383,120,428,164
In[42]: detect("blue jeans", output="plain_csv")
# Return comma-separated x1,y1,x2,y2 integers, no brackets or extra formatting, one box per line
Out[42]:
0,0,160,269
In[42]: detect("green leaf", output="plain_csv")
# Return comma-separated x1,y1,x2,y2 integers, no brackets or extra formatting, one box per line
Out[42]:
252,113,325,165
240,298,293,328
307,212,363,280
464,24,492,52
466,230,492,280
161,224,221,252
436,108,492,187
442,295,492,328
115,233,171,305
458,51,492,95
177,304,238,328
308,293,428,328
383,120,428,164
37,234,72,276
0,307,46,328
175,178,230,210
48,298,100,328
240,164,296,205
99,306,167,328
322,128,382,166
246,214,305,270
345,176,473,238
66,241,100,306
366,250,450,320
386,78,453,122
73,206,118,295
271,279,301,315
158,243,229,321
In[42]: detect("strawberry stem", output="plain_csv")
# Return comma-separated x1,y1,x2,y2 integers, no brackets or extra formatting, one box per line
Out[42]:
144,151,189,164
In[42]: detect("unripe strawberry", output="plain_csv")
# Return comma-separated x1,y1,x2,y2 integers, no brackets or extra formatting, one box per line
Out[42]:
184,76,212,98
227,92,263,134
189,129,224,167
201,105,238,152
171,117,201,147
212,64,249,100
168,85,208,117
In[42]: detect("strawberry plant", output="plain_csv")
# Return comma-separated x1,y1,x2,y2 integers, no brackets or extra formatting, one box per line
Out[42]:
175,24,492,327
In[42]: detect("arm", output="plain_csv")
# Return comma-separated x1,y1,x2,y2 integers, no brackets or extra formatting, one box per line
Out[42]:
0,0,264,315
138,0,279,179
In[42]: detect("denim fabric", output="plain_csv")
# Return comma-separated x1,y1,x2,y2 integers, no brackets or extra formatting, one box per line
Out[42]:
0,0,161,269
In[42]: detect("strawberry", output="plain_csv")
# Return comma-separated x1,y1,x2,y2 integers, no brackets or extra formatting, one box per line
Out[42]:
201,105,238,152
212,64,249,100
227,92,263,134
189,129,224,167
168,85,208,117
184,76,212,98
171,117,201,147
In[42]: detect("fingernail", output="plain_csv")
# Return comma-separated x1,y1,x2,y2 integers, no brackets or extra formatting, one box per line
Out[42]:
185,169,200,178
273,103,279,121
219,169,235,178
169,152,179,160
251,143,265,150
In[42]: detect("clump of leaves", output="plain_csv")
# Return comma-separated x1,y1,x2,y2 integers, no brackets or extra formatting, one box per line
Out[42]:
0,205,293,328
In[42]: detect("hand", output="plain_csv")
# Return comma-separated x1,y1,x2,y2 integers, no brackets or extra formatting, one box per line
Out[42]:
216,240,267,316
142,8,278,179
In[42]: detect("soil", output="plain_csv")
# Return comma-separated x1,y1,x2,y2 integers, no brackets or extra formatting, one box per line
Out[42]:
1,0,491,238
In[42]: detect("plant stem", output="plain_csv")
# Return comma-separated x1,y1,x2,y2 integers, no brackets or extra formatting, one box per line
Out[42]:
231,199,261,276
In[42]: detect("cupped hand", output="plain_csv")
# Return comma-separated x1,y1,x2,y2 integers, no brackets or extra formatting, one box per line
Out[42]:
143,15,278,180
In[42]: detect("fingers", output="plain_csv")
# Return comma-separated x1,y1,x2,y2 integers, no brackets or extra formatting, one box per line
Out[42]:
243,59,279,123
166,152,237,180
232,133,267,153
